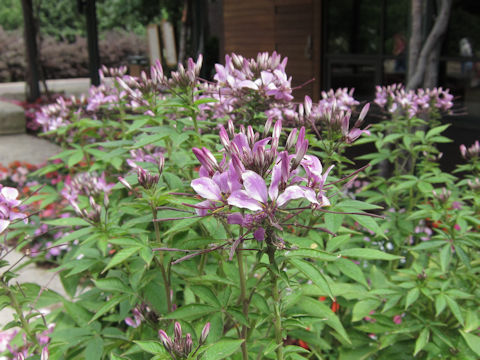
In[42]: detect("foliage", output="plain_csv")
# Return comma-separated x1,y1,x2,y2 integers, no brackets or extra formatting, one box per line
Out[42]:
0,27,145,82
1,52,479,360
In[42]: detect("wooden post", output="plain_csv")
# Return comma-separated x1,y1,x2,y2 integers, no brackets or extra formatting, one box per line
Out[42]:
85,0,100,86
21,0,40,102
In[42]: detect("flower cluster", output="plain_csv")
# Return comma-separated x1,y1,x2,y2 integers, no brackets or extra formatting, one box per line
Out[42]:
61,172,114,223
297,95,371,144
2,325,53,360
197,52,294,123
374,84,454,118
190,119,333,254
0,185,27,234
158,322,210,360
460,140,480,160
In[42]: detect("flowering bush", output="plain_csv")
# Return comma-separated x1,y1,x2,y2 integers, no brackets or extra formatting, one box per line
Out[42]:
1,52,479,360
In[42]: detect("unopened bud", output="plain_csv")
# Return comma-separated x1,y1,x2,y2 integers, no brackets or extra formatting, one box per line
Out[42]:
41,347,49,360
200,322,211,343
158,155,165,174
286,128,297,151
159,330,173,351
185,333,193,355
263,118,273,137
174,322,182,342
118,177,132,191
219,125,230,150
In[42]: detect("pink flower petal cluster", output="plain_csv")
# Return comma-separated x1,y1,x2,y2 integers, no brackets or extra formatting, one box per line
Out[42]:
374,84,453,118
0,185,27,234
190,119,332,247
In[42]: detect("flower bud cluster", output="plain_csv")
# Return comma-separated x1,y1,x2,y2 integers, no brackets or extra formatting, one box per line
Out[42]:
460,140,480,160
125,150,165,190
374,84,453,118
158,322,210,359
297,94,371,144
60,172,114,223
196,52,293,123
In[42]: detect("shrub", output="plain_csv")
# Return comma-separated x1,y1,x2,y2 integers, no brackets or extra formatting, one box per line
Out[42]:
1,53,479,360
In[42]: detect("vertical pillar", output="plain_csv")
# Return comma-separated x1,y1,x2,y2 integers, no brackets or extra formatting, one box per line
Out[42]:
85,0,100,86
21,0,40,102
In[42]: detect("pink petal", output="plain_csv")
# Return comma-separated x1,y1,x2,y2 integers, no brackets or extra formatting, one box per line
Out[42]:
227,213,244,225
254,227,265,241
191,178,222,201
0,219,10,233
1,187,19,201
228,190,262,211
242,171,268,204
277,185,306,207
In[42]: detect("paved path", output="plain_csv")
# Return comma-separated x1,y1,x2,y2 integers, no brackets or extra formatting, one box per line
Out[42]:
0,134,61,166
0,78,91,101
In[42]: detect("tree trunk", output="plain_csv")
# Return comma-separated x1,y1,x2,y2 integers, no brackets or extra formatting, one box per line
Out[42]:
21,0,40,102
407,0,423,81
407,0,452,90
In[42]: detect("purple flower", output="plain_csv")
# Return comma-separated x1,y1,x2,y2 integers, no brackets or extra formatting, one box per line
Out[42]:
0,186,28,233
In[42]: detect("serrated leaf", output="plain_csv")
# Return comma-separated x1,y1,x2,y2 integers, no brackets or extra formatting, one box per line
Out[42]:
103,246,141,272
89,295,128,323
339,248,401,260
413,328,429,356
201,339,244,360
44,217,90,227
94,278,133,294
289,258,334,300
405,288,420,309
335,258,368,287
163,304,217,321
286,248,339,262
352,299,381,321
460,331,480,356
134,340,167,355
445,295,464,325
190,285,221,307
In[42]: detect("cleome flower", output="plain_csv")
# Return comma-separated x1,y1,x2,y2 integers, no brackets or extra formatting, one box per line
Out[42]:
189,118,333,256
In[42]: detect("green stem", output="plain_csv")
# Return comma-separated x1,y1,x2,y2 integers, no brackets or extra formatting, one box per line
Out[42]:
266,243,283,360
236,249,249,360
1,281,41,350
152,207,172,312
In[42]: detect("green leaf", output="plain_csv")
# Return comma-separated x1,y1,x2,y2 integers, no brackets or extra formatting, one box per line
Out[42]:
426,124,449,139
134,340,167,355
298,297,351,344
460,331,480,356
326,234,351,253
445,295,464,325
94,278,133,294
89,295,128,323
190,285,221,307
289,258,334,300
163,304,217,321
286,248,339,262
44,217,90,227
68,150,84,167
413,328,429,356
339,248,401,260
352,299,381,322
405,288,420,309
350,215,385,238
435,294,446,317
335,258,368,287
201,339,244,360
439,244,451,273
85,337,104,360
103,246,141,273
